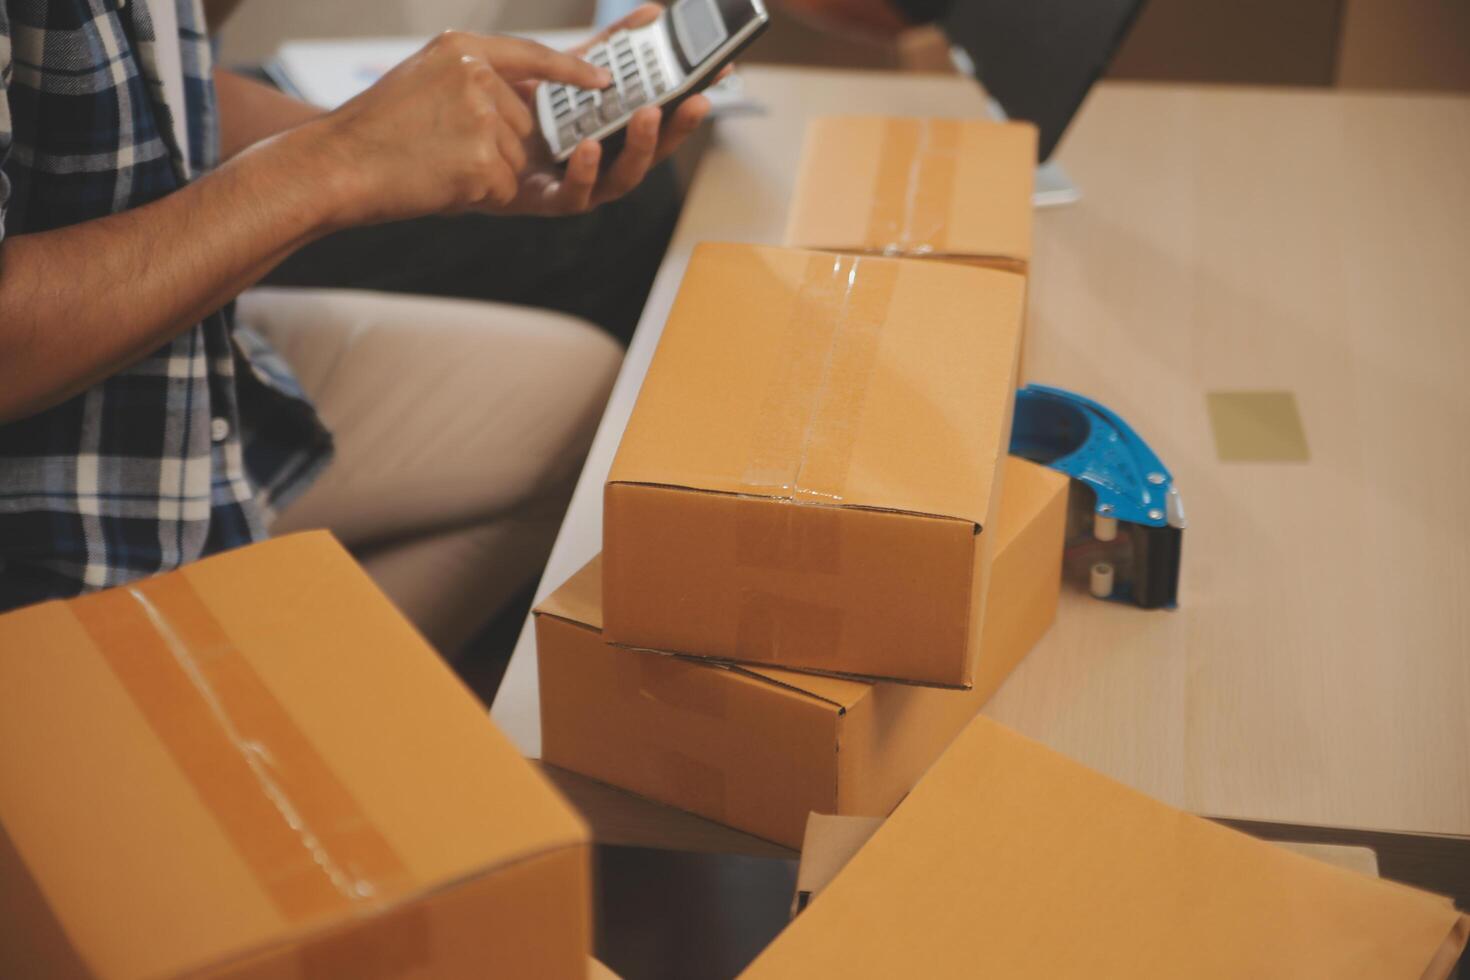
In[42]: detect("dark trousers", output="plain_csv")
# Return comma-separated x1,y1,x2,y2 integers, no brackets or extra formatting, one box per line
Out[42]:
261,160,681,345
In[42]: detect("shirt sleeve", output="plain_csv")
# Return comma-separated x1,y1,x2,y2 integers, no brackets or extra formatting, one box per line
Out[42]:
890,0,953,26
1,4,12,244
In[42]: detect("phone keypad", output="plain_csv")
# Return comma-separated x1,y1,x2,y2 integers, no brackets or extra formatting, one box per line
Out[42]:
545,29,674,154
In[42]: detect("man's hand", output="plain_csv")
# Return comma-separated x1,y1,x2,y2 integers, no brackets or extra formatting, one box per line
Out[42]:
496,4,716,217
303,31,611,227
0,19,718,420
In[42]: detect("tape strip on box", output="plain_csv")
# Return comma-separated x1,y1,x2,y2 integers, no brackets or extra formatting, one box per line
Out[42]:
71,572,413,925
732,252,901,667
624,651,730,721
740,252,900,502
741,252,856,493
865,118,961,256
734,499,842,575
792,258,899,499
735,589,846,669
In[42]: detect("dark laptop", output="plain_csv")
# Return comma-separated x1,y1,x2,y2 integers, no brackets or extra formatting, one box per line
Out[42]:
944,0,1148,172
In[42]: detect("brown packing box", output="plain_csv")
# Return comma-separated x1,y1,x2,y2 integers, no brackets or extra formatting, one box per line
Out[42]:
742,716,1470,980
0,532,591,980
587,958,622,980
784,116,1037,273
603,242,1026,688
542,457,1067,849
790,813,1384,920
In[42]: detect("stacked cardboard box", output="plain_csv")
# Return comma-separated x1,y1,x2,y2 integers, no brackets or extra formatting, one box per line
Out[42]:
785,116,1037,274
533,120,1046,846
601,241,1026,688
537,199,1048,843
0,533,591,980
785,115,1038,374
536,457,1067,848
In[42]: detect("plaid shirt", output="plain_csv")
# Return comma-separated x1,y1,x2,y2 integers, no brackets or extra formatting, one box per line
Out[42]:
0,0,332,612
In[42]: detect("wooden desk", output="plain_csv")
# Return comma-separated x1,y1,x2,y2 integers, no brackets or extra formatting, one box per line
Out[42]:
493,68,1470,838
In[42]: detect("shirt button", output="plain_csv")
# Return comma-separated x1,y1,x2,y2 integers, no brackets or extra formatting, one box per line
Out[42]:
211,417,231,443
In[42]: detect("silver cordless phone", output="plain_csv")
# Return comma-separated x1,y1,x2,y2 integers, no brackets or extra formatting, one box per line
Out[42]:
536,0,769,164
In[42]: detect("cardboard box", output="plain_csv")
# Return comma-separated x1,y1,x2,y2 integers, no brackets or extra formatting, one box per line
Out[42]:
587,958,622,980
785,116,1037,273
790,813,1385,920
0,532,591,980
603,242,1026,688
544,457,1066,849
742,716,1470,980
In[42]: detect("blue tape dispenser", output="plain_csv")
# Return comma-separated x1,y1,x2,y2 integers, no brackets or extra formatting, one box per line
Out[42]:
1010,384,1184,609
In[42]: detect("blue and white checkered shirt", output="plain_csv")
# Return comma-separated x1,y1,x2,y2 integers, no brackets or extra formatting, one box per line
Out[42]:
0,0,332,612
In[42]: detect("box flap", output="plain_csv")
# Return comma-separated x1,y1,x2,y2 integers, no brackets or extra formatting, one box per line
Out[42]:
607,242,1024,529
785,116,1037,263
0,532,587,980
535,555,605,631
742,716,1469,979
791,813,884,917
726,663,872,711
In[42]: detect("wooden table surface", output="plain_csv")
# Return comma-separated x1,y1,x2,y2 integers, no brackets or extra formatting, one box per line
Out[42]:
492,67,1470,838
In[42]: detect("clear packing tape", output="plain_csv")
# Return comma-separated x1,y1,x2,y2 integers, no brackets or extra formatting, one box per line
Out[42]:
730,252,922,674
865,117,961,258
784,115,1031,272
67,573,434,976
740,252,899,502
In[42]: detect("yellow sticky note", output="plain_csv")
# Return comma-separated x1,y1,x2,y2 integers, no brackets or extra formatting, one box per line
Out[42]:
1207,390,1310,462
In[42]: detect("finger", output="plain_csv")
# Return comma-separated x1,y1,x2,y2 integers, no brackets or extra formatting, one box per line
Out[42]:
459,62,526,171
474,35,610,88
654,94,710,160
594,106,659,205
480,65,534,138
552,140,601,214
479,154,520,209
496,120,528,174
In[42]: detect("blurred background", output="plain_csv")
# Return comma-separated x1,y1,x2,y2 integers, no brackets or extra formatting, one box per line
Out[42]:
218,0,1470,93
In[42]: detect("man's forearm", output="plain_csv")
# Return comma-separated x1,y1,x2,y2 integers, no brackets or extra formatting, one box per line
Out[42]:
216,68,324,160
0,31,645,424
0,122,353,423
